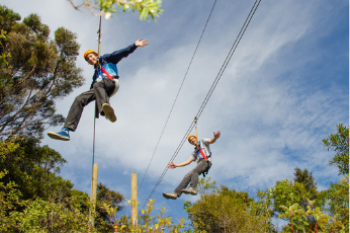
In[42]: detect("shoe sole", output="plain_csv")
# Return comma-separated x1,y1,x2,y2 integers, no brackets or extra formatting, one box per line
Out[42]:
102,103,117,123
181,190,197,195
47,131,70,141
162,193,177,200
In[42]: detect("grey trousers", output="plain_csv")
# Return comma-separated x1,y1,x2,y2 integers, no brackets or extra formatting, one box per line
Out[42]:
174,159,211,196
64,78,116,131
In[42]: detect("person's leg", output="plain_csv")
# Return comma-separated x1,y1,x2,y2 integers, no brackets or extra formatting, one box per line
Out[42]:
181,160,210,195
94,78,115,112
174,167,198,197
94,79,117,122
163,161,209,199
163,166,197,199
48,89,95,141
189,160,209,189
64,89,96,131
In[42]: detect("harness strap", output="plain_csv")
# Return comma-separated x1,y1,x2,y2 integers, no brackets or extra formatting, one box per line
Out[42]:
100,66,114,80
198,147,208,160
197,142,209,160
194,117,208,160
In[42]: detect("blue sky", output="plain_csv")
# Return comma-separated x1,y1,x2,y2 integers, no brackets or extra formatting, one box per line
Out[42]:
2,0,349,227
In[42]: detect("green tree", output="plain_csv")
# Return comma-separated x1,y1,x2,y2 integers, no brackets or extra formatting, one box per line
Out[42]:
279,200,331,233
292,168,320,210
0,138,113,232
196,176,216,195
104,199,186,232
325,177,349,232
0,6,84,139
67,0,163,21
0,137,68,200
0,6,20,70
12,198,97,233
267,168,331,232
95,183,125,231
322,124,349,176
322,124,349,232
272,168,324,216
0,5,20,34
0,137,22,232
184,185,272,232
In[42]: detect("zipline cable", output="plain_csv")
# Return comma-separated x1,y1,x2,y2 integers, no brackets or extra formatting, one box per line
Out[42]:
197,0,261,120
143,0,262,207
138,0,218,191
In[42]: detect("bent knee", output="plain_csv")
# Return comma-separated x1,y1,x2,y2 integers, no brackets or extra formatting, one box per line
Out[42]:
74,94,88,106
93,82,103,88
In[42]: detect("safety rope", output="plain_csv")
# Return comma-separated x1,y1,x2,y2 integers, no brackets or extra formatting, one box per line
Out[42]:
138,0,218,192
193,117,208,160
92,9,102,167
143,0,262,207
194,117,198,144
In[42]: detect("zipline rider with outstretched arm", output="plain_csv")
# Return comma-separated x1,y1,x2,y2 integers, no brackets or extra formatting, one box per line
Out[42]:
163,130,221,200
47,39,148,141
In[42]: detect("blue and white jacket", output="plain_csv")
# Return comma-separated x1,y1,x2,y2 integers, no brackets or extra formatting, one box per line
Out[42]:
90,43,137,89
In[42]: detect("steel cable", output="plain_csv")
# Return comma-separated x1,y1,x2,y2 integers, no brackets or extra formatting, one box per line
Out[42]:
139,0,218,191
143,0,262,207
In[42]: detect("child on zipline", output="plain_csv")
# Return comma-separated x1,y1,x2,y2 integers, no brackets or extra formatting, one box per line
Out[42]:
47,39,148,141
163,130,221,200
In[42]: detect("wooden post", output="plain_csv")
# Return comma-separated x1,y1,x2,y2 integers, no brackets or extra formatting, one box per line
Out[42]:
131,173,138,227
89,163,99,228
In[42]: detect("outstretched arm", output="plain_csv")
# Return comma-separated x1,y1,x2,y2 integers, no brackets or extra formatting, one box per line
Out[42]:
102,38,148,64
167,158,194,169
207,130,221,144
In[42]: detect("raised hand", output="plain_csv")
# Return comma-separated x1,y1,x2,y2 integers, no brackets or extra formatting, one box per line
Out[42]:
167,162,176,169
135,38,149,47
213,130,221,139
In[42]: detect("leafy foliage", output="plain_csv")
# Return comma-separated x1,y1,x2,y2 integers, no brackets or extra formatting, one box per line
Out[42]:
12,199,96,233
0,137,124,232
279,199,331,233
322,124,349,176
95,182,124,230
271,168,325,217
67,0,163,21
0,137,68,200
0,6,20,96
104,198,186,232
324,176,349,232
0,169,23,232
196,176,216,195
184,185,273,232
0,6,84,139
0,5,20,31
269,161,349,232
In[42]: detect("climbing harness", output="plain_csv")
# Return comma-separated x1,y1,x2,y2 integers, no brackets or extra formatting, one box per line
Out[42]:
101,67,114,80
194,117,212,177
197,142,209,160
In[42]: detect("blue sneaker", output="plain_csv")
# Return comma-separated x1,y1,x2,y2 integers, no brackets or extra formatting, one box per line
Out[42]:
47,128,70,141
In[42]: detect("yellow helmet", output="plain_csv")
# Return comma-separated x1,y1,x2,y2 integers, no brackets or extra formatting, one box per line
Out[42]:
187,134,196,142
83,49,98,61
